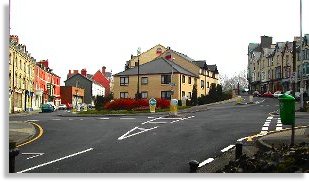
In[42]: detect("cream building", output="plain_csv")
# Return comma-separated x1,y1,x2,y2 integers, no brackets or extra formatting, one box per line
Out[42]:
9,35,35,113
114,45,219,100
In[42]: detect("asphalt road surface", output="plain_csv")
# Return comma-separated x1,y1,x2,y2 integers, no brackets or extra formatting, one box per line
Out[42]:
9,97,308,173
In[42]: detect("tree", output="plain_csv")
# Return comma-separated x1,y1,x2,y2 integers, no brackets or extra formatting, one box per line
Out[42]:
208,83,217,102
220,70,248,92
191,84,198,106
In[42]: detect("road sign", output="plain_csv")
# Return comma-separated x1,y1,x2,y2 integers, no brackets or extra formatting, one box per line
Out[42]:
149,98,157,106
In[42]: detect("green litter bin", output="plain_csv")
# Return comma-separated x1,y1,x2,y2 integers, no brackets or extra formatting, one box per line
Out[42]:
278,94,295,125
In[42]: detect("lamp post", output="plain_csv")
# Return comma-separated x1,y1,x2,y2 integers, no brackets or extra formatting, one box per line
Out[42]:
136,47,141,99
299,0,304,110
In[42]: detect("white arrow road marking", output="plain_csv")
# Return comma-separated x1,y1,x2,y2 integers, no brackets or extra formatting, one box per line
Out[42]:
17,148,93,173
118,126,159,140
22,153,44,160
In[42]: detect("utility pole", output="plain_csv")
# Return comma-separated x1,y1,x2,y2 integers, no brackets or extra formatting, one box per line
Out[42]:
300,0,304,111
136,47,141,99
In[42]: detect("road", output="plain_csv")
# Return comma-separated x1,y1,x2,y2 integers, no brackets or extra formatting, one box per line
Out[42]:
9,97,308,173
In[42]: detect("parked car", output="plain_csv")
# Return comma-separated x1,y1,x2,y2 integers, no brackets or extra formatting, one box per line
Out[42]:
253,90,261,97
58,104,67,110
273,91,283,98
46,102,57,111
261,91,274,98
41,104,54,112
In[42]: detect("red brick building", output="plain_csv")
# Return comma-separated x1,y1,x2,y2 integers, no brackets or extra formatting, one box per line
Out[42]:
33,60,61,110
60,86,84,108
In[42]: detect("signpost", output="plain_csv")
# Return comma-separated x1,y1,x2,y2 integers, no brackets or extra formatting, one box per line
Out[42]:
149,98,156,113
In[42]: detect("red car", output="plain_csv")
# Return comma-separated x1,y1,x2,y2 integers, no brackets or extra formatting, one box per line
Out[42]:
261,91,274,98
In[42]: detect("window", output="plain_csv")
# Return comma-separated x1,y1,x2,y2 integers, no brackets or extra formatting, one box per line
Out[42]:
161,75,171,84
188,92,192,99
161,91,172,99
141,92,148,99
275,66,281,79
207,82,209,88
135,62,138,67
188,77,191,84
182,75,185,83
120,92,128,98
141,77,148,85
120,77,129,86
201,80,205,88
182,91,185,97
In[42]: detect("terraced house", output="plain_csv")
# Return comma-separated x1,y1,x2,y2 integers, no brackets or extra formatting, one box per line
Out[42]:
114,45,219,100
9,35,61,113
9,35,36,113
247,34,309,93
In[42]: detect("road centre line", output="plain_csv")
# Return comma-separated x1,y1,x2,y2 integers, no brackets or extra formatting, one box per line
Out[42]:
52,118,61,120
17,148,94,173
170,120,180,123
27,120,39,122
148,121,167,124
120,118,136,120
198,158,214,168
221,145,235,152
99,118,110,120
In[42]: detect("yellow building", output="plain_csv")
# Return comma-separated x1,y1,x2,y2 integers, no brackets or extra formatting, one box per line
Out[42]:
9,35,36,113
114,45,219,100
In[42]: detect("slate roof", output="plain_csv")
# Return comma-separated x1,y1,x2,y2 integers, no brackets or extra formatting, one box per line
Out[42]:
248,43,260,53
192,60,208,69
207,64,219,74
114,57,197,77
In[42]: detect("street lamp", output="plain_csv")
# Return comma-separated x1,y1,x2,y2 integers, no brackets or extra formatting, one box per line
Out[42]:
136,47,141,99
299,0,304,110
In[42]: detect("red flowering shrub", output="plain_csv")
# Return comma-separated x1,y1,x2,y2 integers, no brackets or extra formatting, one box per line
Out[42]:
104,98,170,110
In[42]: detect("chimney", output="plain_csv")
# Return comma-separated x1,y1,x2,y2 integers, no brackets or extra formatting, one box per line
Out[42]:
156,48,162,55
73,70,78,74
67,70,72,79
131,54,134,59
261,35,272,48
81,69,87,76
102,66,106,74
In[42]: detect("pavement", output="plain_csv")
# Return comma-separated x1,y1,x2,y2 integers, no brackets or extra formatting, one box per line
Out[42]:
8,97,309,173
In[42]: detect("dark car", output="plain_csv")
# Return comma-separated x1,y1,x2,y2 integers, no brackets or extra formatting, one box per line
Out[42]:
41,104,54,112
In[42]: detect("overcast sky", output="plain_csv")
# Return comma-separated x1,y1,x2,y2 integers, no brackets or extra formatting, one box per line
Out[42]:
9,0,309,86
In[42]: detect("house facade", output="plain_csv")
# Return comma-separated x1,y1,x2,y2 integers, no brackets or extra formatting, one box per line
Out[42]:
114,45,219,100
33,60,61,110
60,86,84,108
9,35,36,113
248,34,309,94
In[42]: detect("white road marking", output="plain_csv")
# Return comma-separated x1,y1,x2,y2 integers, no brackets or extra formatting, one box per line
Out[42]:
27,120,39,122
118,126,159,140
147,117,155,119
17,148,94,173
262,127,269,131
266,119,271,122
158,118,184,120
22,153,44,160
170,120,180,123
221,145,235,153
198,158,214,168
148,121,167,124
120,118,136,120
52,119,61,121
141,117,161,125
267,116,273,120
263,123,270,127
276,124,283,127
80,119,84,120
99,118,110,120
69,119,73,121
237,137,247,142
276,127,283,131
